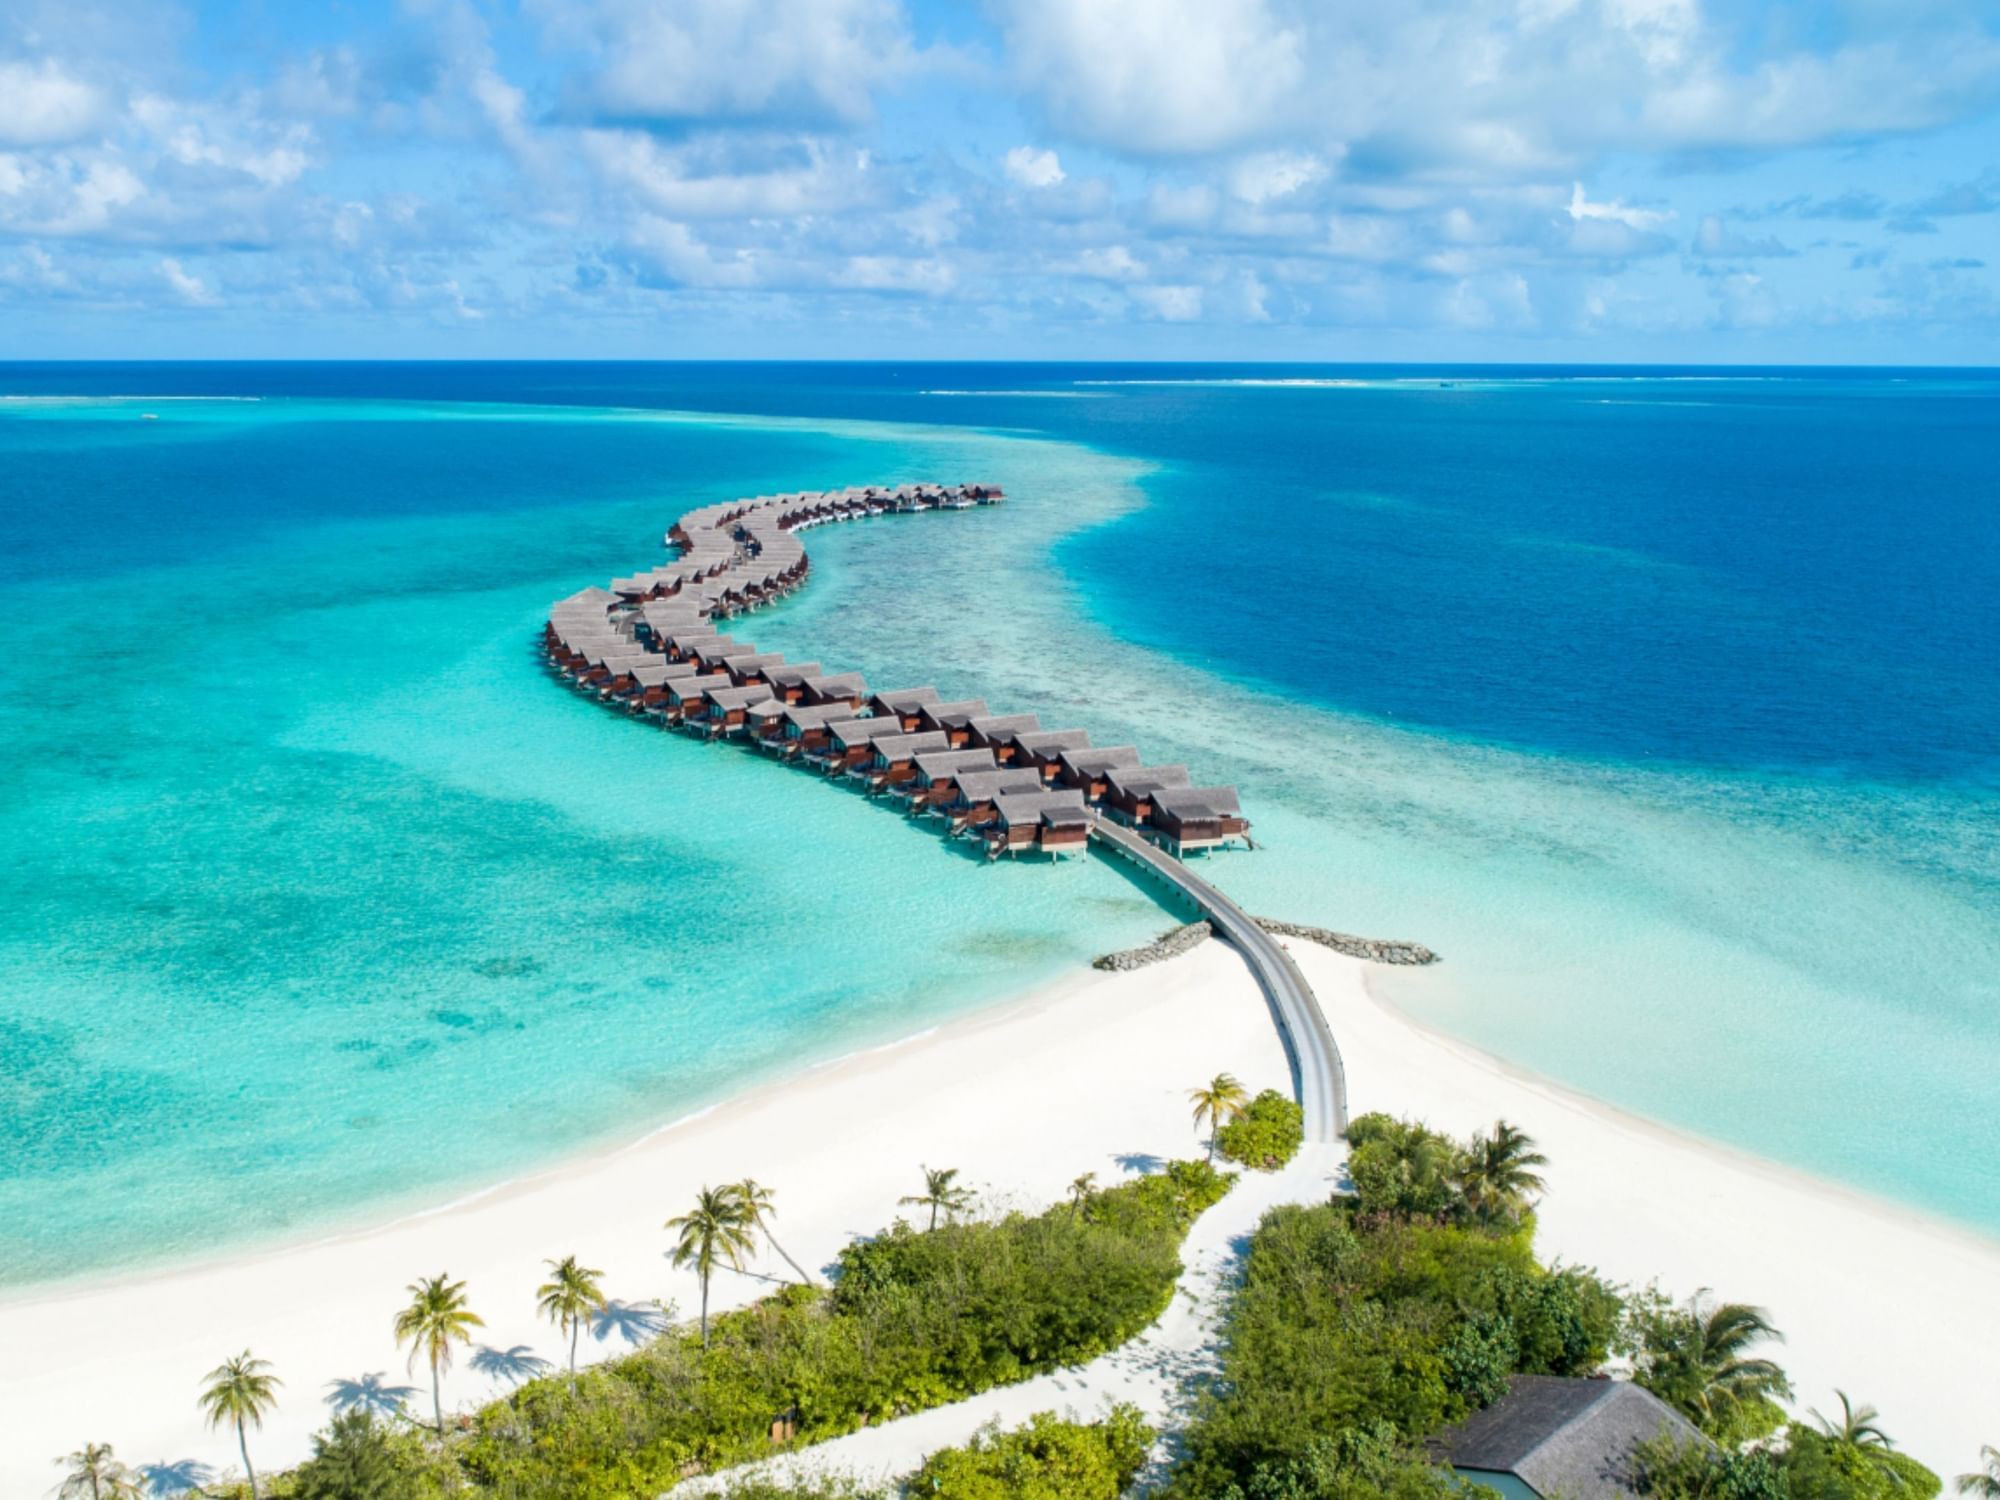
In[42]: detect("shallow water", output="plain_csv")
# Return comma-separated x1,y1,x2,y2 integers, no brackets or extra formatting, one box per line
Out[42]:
1,366,1995,1284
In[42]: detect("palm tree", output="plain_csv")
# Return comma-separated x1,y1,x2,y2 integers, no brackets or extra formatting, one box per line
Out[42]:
54,1442,141,1500
899,1164,973,1231
536,1255,608,1385
1812,1390,1895,1450
667,1185,755,1347
1636,1290,1790,1434
1454,1119,1549,1222
197,1351,282,1499
1068,1172,1097,1221
393,1273,484,1436
1957,1444,2000,1497
731,1178,818,1286
1188,1073,1249,1162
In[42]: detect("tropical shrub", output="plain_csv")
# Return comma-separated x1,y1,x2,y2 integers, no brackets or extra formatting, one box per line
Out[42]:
1626,1287,1791,1443
1164,1198,1620,1496
1343,1114,1462,1219
452,1161,1229,1496
289,1410,436,1500
1633,1424,1941,1500
1210,1421,1498,1500
1217,1090,1305,1171
905,1405,1152,1498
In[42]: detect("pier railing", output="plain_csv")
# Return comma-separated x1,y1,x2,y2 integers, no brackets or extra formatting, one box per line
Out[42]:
1089,822,1348,1141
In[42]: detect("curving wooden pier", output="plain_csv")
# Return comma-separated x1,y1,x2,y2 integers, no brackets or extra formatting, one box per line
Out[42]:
543,481,1345,1136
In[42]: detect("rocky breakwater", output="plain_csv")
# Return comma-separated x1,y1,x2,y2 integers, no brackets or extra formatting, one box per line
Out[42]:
1093,922,1214,971
1094,917,1440,972
1254,919,1439,966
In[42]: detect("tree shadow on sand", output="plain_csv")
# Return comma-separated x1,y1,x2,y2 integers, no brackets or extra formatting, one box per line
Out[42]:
591,1298,669,1348
138,1459,218,1497
470,1344,552,1387
325,1371,421,1418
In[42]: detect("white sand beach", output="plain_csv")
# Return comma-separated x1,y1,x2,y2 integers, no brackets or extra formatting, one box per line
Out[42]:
3,938,1995,1492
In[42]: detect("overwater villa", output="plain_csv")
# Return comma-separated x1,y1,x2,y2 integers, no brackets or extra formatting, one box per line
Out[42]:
1012,729,1094,781
1101,764,1191,825
867,688,942,731
943,767,1045,832
1150,786,1253,854
983,788,1095,858
1054,745,1142,801
901,748,1000,813
540,481,1252,860
856,730,950,792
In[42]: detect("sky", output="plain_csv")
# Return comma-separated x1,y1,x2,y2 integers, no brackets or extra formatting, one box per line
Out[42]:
1,0,1997,361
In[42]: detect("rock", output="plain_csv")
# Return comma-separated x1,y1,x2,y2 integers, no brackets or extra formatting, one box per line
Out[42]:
1092,921,1214,971
1252,919,1439,966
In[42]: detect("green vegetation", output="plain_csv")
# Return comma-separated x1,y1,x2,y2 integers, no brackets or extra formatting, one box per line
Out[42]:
81,1110,1970,1500
184,1157,1229,1499
1206,1422,1499,1500
1169,1113,1940,1500
55,1442,143,1500
454,1159,1226,1495
1165,1194,1619,1495
1635,1413,1942,1500
199,1351,283,1500
898,1163,973,1231
1626,1287,1791,1443
735,1178,818,1286
1344,1113,1545,1228
905,1405,1152,1498
1960,1446,2000,1498
393,1275,484,1435
538,1255,610,1385
668,1185,758,1347
1189,1073,1251,1162
290,1411,435,1500
1215,1088,1305,1170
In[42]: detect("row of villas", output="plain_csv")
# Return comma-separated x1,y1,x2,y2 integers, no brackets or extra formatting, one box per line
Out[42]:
542,482,1252,860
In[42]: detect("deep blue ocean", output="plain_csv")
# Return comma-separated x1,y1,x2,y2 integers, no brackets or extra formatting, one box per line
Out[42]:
2,363,1995,1282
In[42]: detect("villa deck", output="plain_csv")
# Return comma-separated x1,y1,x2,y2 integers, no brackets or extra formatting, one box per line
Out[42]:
540,480,1252,863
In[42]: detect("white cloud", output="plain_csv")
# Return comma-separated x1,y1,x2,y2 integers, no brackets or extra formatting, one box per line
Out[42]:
1146,182,1219,229
0,60,108,147
536,0,919,129
1226,150,1325,204
129,95,314,187
1128,282,1203,320
829,255,954,294
583,131,884,219
627,216,761,288
1324,213,1405,262
996,0,2000,169
1568,182,1671,231
1000,0,1304,154
1693,214,1793,258
159,256,218,306
1003,146,1064,189
1056,245,1145,280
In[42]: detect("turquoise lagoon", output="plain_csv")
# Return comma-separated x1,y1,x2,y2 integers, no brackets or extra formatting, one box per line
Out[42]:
1,368,1995,1286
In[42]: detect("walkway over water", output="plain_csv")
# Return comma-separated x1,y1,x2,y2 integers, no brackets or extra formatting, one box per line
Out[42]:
1090,822,1349,1141
544,480,1341,1133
